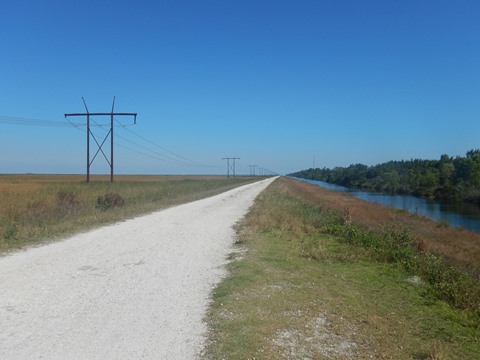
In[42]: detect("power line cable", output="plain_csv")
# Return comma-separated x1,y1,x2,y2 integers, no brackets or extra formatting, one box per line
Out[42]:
114,130,199,166
71,114,216,168
0,115,82,127
114,117,212,167
113,143,193,164
0,114,219,169
88,117,203,167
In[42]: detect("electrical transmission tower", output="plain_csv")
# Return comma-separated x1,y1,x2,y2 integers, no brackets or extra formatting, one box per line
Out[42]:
222,157,240,178
247,164,257,176
65,97,137,182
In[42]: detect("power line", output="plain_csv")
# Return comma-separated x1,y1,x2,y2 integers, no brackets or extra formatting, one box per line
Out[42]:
96,117,214,168
1,113,218,170
65,97,137,182
247,164,257,176
222,157,240,178
69,122,205,166
0,115,82,127
114,118,212,167
83,120,217,168
114,130,201,167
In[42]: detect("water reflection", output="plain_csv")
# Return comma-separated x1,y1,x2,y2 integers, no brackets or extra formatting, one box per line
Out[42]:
295,178,480,233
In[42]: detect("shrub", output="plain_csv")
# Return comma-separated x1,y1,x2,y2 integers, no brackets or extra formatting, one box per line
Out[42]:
3,223,18,243
418,252,480,313
56,191,83,216
324,219,480,314
96,192,126,211
20,200,54,225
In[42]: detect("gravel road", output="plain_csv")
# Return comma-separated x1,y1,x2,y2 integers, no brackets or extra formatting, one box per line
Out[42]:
0,177,276,359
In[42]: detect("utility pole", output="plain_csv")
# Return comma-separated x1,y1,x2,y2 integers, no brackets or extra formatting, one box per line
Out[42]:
65,97,137,182
222,157,240,178
247,164,257,176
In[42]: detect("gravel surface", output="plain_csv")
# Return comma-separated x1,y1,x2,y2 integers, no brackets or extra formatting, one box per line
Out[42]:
0,177,276,359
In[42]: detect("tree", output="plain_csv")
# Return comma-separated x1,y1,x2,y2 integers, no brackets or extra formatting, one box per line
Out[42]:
288,150,480,204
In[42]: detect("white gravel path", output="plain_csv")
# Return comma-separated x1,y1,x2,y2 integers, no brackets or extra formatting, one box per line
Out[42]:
0,177,276,360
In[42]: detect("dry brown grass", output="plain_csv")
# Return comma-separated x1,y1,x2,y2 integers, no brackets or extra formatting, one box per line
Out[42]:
0,174,260,252
282,177,480,277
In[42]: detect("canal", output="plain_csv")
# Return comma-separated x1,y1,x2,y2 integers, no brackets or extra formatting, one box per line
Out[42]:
295,177,480,233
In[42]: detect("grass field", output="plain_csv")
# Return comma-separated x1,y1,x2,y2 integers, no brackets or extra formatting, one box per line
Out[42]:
3,174,479,358
0,174,261,252
205,177,480,359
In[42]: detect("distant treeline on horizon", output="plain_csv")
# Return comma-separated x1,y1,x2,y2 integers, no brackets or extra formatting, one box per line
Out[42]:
289,150,480,205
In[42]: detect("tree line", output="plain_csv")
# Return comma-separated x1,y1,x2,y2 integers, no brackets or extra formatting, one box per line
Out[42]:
290,150,480,205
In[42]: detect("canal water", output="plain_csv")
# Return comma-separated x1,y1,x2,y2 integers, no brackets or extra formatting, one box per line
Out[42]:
295,178,480,233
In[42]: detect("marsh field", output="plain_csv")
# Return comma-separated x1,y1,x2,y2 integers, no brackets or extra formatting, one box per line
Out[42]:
0,174,260,252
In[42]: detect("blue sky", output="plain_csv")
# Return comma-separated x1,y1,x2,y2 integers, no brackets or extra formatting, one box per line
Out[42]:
1,0,479,175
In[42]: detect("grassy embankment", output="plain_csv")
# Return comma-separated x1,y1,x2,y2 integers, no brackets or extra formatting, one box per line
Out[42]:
206,177,480,359
0,174,260,252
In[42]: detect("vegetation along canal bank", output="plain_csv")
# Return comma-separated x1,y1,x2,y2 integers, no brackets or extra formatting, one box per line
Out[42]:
0,174,262,253
290,150,480,205
296,177,480,233
206,177,479,359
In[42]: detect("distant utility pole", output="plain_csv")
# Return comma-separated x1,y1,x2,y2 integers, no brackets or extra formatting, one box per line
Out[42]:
65,97,137,182
247,164,257,176
222,157,240,178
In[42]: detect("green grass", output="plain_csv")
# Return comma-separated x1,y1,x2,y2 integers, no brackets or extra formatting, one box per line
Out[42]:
205,178,480,359
0,175,260,252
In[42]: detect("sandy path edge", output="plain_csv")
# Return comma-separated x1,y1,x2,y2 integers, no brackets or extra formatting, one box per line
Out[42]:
0,177,277,360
